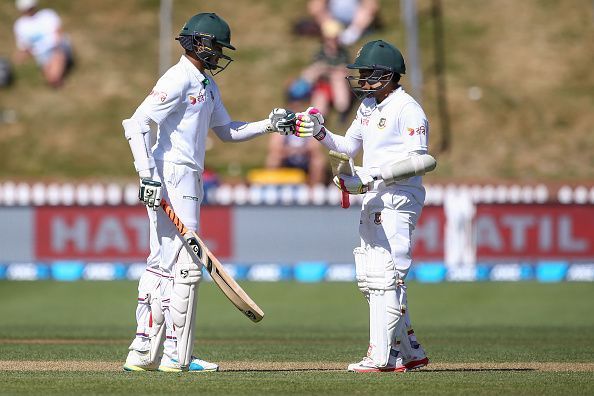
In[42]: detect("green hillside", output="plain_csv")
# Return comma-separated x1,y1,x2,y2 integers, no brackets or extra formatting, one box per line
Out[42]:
0,0,593,182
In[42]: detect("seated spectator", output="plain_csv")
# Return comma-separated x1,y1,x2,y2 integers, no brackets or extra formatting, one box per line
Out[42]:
295,0,380,46
12,0,74,88
287,19,353,124
266,133,327,186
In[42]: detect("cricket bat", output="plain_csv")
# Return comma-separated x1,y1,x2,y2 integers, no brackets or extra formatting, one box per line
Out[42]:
160,199,264,323
329,150,354,209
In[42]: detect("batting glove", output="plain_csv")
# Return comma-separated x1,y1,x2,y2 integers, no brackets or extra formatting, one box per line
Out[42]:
333,166,375,195
139,178,162,210
268,108,296,135
295,107,326,140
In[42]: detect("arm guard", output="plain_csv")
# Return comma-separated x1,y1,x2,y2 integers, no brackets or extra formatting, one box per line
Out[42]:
123,116,155,178
380,154,437,185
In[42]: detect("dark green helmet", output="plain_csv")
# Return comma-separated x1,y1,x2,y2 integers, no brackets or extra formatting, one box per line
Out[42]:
348,40,405,74
177,13,235,74
346,40,406,99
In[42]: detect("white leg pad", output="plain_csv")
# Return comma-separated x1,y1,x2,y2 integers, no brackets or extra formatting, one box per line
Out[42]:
129,269,160,353
353,247,369,301
366,246,406,367
170,247,202,369
397,309,414,356
148,293,166,364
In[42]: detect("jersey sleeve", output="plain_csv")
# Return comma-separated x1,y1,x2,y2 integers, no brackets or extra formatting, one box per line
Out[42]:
344,106,364,141
137,72,184,125
399,102,429,153
209,86,231,128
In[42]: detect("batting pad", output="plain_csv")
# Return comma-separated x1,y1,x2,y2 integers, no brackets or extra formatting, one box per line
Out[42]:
170,248,202,369
353,247,369,301
366,246,405,367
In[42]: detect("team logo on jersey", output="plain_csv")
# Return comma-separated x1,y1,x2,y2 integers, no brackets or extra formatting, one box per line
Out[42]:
374,212,382,225
378,118,387,129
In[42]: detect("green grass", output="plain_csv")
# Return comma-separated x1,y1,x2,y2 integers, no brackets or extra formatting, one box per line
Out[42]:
0,281,593,394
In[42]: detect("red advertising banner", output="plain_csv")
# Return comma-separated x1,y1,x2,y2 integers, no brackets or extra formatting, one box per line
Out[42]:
412,204,594,260
32,204,594,262
35,206,232,261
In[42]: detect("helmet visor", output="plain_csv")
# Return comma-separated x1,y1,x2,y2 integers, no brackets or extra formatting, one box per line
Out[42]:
346,66,394,99
177,32,234,75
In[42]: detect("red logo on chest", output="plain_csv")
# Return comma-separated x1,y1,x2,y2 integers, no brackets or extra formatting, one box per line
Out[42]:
188,93,206,105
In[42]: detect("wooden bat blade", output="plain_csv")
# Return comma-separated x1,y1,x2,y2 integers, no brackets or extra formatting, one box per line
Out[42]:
329,150,353,209
185,232,264,322
160,199,264,322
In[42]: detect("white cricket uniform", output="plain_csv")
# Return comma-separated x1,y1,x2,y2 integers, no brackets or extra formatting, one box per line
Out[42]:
322,86,429,277
128,55,231,358
320,86,429,366
13,9,70,66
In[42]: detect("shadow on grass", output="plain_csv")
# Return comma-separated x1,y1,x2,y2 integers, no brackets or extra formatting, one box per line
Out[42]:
223,367,537,373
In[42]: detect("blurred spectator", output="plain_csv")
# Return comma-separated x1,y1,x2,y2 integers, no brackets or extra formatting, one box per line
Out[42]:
287,19,353,124
0,57,14,88
266,133,328,186
294,0,381,46
12,0,74,88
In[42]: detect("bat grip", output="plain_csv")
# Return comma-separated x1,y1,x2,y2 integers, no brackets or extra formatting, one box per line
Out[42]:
160,199,189,236
341,191,350,209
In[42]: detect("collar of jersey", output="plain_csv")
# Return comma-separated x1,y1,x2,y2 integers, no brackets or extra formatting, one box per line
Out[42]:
179,55,210,88
376,86,404,109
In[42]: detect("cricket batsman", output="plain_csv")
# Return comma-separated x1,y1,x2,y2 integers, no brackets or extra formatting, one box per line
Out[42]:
295,40,435,372
122,12,295,372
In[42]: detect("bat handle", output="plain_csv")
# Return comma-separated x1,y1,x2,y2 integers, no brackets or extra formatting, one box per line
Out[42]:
341,191,350,209
160,199,189,236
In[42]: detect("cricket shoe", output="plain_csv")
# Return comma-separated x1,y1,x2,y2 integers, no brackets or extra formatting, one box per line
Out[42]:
123,350,159,371
158,355,219,372
347,350,407,373
401,344,429,370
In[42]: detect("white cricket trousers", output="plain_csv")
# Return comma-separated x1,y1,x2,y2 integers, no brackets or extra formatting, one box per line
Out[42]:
129,160,203,359
359,189,423,279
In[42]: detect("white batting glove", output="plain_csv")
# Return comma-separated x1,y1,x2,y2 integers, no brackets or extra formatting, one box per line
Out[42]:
333,166,375,195
295,107,326,140
139,178,162,210
268,108,296,135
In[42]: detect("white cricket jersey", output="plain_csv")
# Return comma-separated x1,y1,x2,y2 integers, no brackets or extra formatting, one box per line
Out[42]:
138,55,231,172
13,9,62,59
346,86,429,198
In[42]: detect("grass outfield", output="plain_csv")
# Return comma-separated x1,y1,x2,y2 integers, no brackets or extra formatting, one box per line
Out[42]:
0,281,593,394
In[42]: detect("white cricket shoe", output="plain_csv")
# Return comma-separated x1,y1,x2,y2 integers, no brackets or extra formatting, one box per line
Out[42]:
158,355,219,372
401,344,429,370
347,350,407,373
123,350,159,371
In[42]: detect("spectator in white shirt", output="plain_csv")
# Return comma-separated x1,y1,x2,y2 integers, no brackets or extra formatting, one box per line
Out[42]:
13,0,73,88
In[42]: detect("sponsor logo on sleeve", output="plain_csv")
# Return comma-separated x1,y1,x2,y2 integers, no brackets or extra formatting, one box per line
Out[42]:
407,125,426,136
148,90,168,103
188,93,205,105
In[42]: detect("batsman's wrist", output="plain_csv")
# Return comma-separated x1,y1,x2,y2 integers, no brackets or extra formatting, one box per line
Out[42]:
314,126,327,141
138,169,153,179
